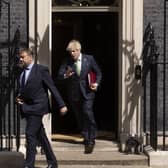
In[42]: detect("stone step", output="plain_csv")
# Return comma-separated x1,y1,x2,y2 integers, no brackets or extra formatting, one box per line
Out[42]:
36,166,149,168
36,151,148,166
50,140,119,152
35,140,148,167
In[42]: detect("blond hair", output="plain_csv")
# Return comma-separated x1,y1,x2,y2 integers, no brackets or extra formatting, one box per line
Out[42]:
66,40,81,51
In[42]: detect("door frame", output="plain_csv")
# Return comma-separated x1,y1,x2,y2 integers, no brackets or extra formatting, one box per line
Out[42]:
52,12,119,139
28,0,143,150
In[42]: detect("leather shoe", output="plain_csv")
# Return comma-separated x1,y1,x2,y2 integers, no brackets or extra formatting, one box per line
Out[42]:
84,143,95,154
46,164,58,168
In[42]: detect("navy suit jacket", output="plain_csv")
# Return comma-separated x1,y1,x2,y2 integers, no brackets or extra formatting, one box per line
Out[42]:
19,64,65,116
58,54,102,101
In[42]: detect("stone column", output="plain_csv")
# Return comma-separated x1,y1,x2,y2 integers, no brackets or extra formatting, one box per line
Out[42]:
119,0,143,151
29,0,52,140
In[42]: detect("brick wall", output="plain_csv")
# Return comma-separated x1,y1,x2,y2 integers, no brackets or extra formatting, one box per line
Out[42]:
0,0,27,44
144,0,164,61
0,0,27,74
144,0,168,131
0,0,27,135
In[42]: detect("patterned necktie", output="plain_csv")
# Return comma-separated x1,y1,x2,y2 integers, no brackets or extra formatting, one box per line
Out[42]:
75,59,81,76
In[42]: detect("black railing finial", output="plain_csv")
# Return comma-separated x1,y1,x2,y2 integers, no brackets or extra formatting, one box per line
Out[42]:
143,22,153,43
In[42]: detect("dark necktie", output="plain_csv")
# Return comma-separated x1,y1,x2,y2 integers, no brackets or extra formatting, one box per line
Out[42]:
20,69,26,89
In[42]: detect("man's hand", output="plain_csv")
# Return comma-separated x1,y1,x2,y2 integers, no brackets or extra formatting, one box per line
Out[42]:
16,96,24,105
90,83,98,91
60,106,68,116
64,66,74,78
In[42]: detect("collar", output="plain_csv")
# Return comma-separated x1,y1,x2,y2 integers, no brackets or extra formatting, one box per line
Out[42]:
26,62,34,70
78,54,82,61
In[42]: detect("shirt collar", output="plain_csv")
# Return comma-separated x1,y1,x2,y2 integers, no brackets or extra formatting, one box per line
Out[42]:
27,62,34,70
78,54,82,61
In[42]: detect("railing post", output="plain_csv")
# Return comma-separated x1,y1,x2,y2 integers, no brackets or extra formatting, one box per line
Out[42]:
150,60,158,150
163,0,168,151
15,28,21,152
0,53,2,150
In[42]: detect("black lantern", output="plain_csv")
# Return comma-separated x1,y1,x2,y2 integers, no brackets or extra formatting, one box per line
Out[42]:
135,65,141,80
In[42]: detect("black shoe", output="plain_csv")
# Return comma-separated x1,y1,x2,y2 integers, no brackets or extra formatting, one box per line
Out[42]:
84,143,95,154
46,164,58,168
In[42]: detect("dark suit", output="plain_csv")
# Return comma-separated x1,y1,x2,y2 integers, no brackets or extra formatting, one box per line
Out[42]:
58,54,102,143
19,64,65,168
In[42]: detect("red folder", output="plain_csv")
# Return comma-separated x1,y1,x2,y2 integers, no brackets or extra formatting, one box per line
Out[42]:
88,71,96,85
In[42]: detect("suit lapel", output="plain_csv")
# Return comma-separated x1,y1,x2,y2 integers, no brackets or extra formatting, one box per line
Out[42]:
80,54,88,77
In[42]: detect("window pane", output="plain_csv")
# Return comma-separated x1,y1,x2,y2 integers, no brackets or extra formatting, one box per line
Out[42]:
52,0,117,6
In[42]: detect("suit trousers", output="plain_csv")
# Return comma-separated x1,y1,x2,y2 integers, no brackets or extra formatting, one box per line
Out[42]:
25,115,57,168
70,98,97,143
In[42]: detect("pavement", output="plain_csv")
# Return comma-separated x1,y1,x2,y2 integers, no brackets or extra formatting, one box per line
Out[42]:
0,151,24,168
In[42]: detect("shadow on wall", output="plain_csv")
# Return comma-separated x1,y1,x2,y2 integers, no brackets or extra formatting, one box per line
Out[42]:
29,25,50,66
122,40,142,135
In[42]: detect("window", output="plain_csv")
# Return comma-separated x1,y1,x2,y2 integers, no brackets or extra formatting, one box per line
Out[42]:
52,0,117,6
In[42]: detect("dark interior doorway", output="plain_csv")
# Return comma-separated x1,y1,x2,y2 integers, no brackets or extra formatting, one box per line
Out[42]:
52,12,118,139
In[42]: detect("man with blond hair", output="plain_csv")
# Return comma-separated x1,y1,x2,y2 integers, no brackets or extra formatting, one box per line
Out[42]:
58,39,102,154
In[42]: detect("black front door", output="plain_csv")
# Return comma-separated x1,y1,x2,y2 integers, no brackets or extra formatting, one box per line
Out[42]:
52,12,118,139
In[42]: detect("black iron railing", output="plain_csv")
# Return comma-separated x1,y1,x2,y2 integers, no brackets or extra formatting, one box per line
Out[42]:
0,28,20,151
0,0,21,151
142,23,159,151
143,5,168,150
